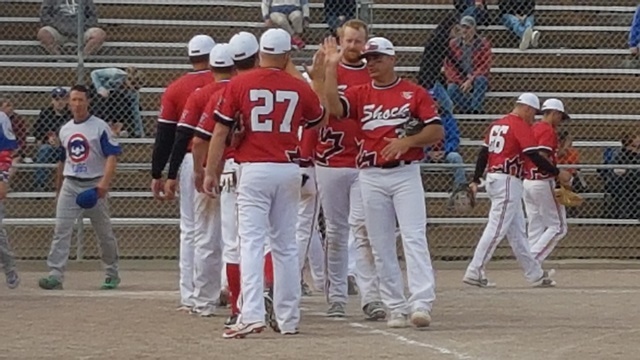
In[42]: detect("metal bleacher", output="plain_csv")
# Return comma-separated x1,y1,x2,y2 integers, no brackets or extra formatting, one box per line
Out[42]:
1,0,638,260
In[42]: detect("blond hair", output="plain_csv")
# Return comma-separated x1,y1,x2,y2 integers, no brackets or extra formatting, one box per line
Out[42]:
337,19,369,39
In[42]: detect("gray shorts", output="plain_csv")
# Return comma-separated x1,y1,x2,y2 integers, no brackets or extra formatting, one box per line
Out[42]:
40,26,102,45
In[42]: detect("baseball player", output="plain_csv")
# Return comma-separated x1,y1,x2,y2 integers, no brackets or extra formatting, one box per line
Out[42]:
39,85,121,290
296,126,326,296
324,36,443,329
150,35,216,311
308,20,386,320
464,93,571,287
0,110,19,289
523,99,571,263
163,44,236,317
204,28,327,338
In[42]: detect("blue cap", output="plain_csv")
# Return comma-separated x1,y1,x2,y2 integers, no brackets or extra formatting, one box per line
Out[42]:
76,188,99,209
51,87,68,98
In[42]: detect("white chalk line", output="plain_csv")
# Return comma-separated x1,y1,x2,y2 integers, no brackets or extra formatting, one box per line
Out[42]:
349,322,474,360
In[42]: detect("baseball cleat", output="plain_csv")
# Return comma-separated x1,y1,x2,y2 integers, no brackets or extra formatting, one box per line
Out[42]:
38,276,63,290
224,314,239,329
533,269,556,288
190,306,216,317
264,288,279,332
100,276,120,290
410,309,431,329
175,305,193,313
222,321,266,339
5,270,19,289
462,276,496,288
387,313,409,328
326,302,346,318
280,329,299,335
363,301,386,321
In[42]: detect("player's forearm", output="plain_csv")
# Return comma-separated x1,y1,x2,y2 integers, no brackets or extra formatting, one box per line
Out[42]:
100,156,118,189
525,150,559,176
191,137,208,175
324,64,344,118
205,126,230,178
405,124,445,148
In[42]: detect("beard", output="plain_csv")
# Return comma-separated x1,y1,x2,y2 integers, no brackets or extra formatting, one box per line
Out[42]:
343,49,362,63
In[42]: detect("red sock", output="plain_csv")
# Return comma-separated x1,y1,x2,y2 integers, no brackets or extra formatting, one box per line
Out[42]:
264,252,274,289
226,263,241,315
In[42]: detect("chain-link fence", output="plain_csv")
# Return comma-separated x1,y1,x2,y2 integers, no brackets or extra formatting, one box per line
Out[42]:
1,0,638,261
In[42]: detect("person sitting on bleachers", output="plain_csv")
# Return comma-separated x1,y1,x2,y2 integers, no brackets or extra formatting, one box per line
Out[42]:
424,114,467,193
90,67,146,138
453,0,487,26
37,0,106,58
33,87,71,191
444,16,492,114
262,0,309,49
628,3,640,58
609,134,640,219
324,0,356,36
499,0,540,51
0,97,27,180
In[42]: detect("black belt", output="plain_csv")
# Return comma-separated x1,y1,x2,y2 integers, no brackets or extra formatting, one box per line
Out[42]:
376,160,414,169
65,176,101,182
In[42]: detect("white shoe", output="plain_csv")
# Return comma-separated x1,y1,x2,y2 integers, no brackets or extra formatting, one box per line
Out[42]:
410,309,431,329
462,275,496,288
519,27,533,50
531,30,541,47
533,269,557,288
387,313,409,328
190,305,216,317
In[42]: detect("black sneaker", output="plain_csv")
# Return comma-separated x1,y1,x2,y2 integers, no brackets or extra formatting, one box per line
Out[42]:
363,301,386,321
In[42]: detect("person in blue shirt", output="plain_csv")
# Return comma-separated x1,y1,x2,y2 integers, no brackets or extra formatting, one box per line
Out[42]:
629,3,640,57
0,110,20,289
424,112,467,191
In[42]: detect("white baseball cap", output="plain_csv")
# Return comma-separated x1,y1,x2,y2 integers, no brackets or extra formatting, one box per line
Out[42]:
229,31,260,61
541,98,570,120
188,35,216,57
515,92,540,111
209,44,234,68
260,28,292,55
360,37,396,58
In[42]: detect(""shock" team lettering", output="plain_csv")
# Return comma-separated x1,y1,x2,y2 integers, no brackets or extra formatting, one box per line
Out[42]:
361,103,410,123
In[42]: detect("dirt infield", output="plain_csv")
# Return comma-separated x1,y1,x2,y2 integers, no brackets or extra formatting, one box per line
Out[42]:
1,261,639,360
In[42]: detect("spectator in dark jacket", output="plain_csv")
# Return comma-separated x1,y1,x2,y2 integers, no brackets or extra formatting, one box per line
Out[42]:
499,0,540,50
37,0,106,57
33,87,71,190
454,0,487,26
609,134,640,219
628,2,640,57
444,16,492,114
325,0,356,36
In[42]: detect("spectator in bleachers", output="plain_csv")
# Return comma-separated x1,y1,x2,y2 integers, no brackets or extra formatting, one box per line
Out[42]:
37,0,106,58
324,0,356,36
262,0,309,49
33,87,71,190
556,130,588,192
90,67,146,138
610,134,640,219
499,0,540,51
0,97,27,179
628,3,640,57
424,114,467,192
454,0,487,26
444,16,492,114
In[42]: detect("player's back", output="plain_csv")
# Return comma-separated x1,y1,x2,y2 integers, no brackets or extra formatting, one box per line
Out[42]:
159,70,214,124
485,113,537,177
523,121,558,180
219,67,323,163
316,63,370,167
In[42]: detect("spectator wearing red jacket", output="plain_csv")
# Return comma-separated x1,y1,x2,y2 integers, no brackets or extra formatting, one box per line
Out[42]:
444,16,492,114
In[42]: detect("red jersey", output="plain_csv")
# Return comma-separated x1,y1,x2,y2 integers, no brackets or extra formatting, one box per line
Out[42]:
299,127,317,166
214,68,325,164
524,121,558,180
194,83,234,162
158,70,214,125
483,113,539,179
316,63,370,168
179,81,227,151
341,78,440,168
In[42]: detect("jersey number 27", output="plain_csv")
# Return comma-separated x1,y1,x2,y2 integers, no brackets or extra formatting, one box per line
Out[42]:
250,89,299,133
488,125,509,154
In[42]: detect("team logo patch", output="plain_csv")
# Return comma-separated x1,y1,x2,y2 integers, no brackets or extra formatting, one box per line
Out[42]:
402,91,413,100
68,133,90,163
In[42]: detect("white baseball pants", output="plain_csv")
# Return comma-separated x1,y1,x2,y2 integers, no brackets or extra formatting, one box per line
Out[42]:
348,230,357,278
296,167,325,290
359,164,435,316
316,166,381,308
465,173,544,282
178,153,196,307
221,159,240,265
192,191,223,309
523,179,567,262
237,163,301,333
